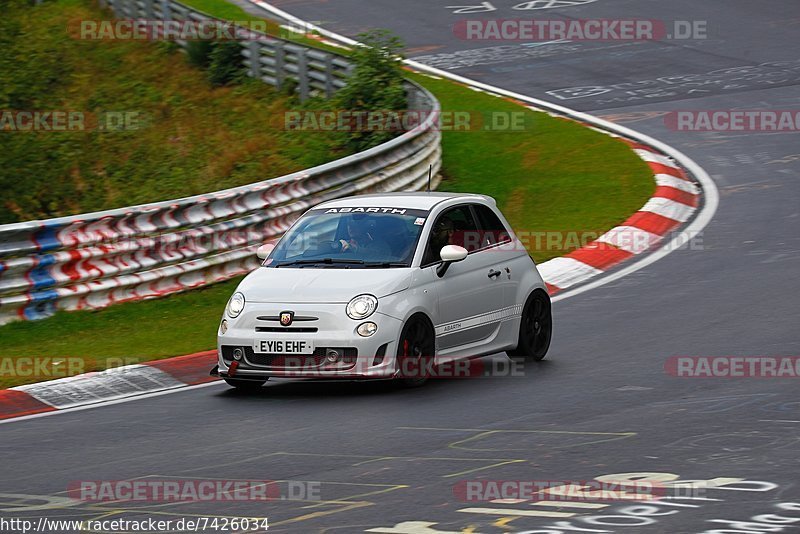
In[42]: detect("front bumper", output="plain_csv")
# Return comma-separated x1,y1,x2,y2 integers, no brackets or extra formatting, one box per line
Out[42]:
216,302,402,379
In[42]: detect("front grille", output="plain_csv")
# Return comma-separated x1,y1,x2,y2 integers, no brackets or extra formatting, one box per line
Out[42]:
255,327,319,333
222,346,357,369
256,315,319,322
248,350,327,368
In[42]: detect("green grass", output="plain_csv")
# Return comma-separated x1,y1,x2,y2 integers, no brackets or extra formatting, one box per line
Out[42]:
0,0,654,388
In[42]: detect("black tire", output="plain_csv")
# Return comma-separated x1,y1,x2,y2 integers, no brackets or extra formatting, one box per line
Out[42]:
224,377,268,391
509,291,552,362
396,315,436,388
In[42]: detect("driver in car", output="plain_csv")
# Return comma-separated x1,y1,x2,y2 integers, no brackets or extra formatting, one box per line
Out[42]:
338,216,392,256
430,216,455,254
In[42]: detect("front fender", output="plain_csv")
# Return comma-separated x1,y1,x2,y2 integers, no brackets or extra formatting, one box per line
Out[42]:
376,267,438,324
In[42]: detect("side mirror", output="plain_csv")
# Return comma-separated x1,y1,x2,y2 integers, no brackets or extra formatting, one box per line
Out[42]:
440,245,468,263
256,243,275,260
437,245,468,277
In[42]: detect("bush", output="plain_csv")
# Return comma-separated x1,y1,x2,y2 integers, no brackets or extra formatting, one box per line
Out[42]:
208,41,246,86
186,40,214,68
334,29,407,152
281,77,299,99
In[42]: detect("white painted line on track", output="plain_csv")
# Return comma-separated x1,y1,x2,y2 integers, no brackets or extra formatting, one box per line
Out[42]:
759,420,800,423
532,501,609,509
457,507,576,517
521,38,571,48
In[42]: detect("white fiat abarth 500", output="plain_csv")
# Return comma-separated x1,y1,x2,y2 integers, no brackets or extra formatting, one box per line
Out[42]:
211,192,552,389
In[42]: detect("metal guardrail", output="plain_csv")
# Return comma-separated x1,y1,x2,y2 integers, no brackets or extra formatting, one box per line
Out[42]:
0,0,442,324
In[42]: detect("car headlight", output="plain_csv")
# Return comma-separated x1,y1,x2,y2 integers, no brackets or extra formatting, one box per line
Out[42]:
226,292,246,318
346,294,378,320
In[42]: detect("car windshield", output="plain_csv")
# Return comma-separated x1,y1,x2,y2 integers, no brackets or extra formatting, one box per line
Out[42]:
265,207,430,268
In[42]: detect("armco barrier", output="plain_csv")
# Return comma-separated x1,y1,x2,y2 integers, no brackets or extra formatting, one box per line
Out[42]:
0,1,442,325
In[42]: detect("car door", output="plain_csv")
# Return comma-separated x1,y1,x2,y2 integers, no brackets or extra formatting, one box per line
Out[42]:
472,204,520,313
423,205,505,352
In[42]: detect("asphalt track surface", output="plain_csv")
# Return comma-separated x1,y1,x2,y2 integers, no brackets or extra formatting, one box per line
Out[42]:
2,1,800,533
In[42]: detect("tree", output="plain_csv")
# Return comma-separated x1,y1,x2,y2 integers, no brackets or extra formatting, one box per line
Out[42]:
335,30,408,151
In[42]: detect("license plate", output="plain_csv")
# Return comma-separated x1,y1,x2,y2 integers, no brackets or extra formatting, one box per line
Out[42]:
254,339,314,355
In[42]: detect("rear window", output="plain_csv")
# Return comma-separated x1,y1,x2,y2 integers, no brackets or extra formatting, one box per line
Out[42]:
474,205,512,247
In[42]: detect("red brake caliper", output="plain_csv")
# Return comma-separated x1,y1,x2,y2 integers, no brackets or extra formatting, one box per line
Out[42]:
401,339,410,376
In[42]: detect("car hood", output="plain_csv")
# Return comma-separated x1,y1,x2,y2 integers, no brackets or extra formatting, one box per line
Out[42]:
238,267,412,303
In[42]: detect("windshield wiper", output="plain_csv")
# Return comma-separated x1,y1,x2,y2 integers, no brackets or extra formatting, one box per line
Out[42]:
362,261,409,268
275,258,365,267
